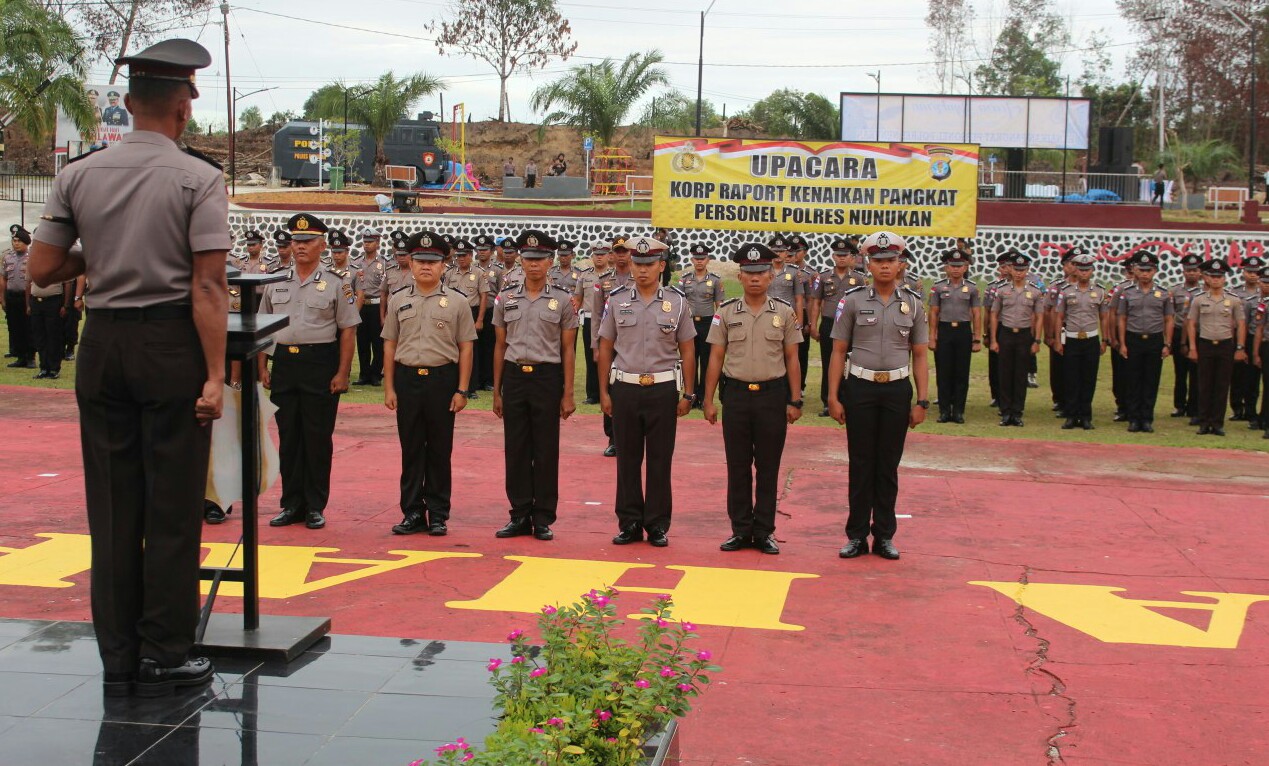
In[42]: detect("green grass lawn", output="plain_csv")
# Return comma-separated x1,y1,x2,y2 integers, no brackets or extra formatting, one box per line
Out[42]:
4,297,1264,452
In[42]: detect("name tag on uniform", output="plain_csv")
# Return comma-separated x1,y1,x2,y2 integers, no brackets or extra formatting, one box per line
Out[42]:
619,308,634,314
727,320,743,327
858,309,874,315
504,302,519,311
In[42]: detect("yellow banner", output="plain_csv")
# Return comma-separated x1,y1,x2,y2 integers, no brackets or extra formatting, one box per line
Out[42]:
651,136,978,238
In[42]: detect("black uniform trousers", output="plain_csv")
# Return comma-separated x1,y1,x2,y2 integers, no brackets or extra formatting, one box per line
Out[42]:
4,290,33,362
1124,332,1166,424
1196,339,1235,429
840,375,912,541
1111,344,1126,410
1259,339,1269,425
997,327,1034,418
476,317,496,388
76,309,209,673
797,312,811,390
30,296,65,374
1062,337,1101,419
581,317,600,401
934,321,972,415
818,316,835,406
269,342,341,515
1171,327,1197,415
502,363,563,527
1049,345,1064,408
64,303,81,357
466,306,484,391
394,362,458,521
356,303,383,382
691,316,712,398
987,346,1000,401
610,380,678,533
721,377,788,540
1231,358,1260,418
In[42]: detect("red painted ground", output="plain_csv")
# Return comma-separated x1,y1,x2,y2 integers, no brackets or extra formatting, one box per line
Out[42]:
1,385,1267,765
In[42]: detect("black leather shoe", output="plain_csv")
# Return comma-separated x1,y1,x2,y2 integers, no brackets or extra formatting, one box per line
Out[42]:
1061,418,1078,430
602,443,616,457
428,521,449,536
647,529,669,547
353,377,371,386
305,510,325,529
1230,410,1247,421
64,352,75,362
1127,421,1142,433
1013,416,1024,427
33,370,48,379
481,384,495,391
369,378,382,387
1262,429,1268,439
873,538,900,560
136,657,213,698
1140,422,1154,433
103,671,135,697
838,539,868,558
754,535,780,555
1051,402,1062,411
466,390,479,400
952,412,965,424
1210,427,1226,436
1249,418,1263,430
392,512,428,534
203,502,229,524
999,416,1011,427
6,360,26,368
819,408,830,417
1081,418,1095,430
719,535,749,552
1188,417,1202,426
937,411,951,423
47,372,59,380
1171,409,1187,418
989,398,998,408
533,525,554,541
582,397,599,405
612,526,643,545
1113,411,1127,422
495,518,534,538
269,508,304,527
1197,425,1212,435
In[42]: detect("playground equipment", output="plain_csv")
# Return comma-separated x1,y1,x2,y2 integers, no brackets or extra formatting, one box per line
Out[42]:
590,147,635,195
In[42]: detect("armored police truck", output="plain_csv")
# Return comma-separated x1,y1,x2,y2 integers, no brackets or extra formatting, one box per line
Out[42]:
273,111,448,186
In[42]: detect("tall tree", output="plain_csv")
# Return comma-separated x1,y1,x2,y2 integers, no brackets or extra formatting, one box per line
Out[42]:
926,0,974,93
530,51,667,146
737,90,839,140
638,90,721,135
239,105,262,131
0,0,97,142
71,0,215,84
308,72,442,184
427,0,577,122
974,0,1069,96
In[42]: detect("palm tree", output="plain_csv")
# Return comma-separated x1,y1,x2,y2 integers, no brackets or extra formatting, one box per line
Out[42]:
1159,139,1242,210
0,0,97,143
309,71,443,184
531,51,668,147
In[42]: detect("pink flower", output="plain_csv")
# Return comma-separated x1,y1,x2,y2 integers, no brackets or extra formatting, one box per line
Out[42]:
529,727,546,734
511,656,525,664
487,658,503,671
682,622,697,631
634,679,650,689
606,737,618,743
507,629,524,641
435,743,460,755
696,650,712,661
592,594,610,608
656,593,672,602
659,666,676,678
530,667,547,678
542,604,557,615
547,717,565,728
595,710,612,721
677,683,693,692
462,755,474,763
655,618,668,628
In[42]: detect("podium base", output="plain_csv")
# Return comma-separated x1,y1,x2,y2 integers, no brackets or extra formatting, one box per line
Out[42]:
195,614,331,663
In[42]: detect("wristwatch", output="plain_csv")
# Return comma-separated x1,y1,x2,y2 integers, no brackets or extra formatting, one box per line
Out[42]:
682,392,697,404
455,389,469,397
915,399,930,409
787,399,804,408
1236,344,1245,350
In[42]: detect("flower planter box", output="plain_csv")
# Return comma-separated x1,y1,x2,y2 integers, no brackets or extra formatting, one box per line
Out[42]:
642,718,680,765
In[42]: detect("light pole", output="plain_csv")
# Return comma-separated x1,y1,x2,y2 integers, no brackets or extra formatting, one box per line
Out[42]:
695,0,720,137
1144,14,1166,154
955,73,973,143
230,86,277,197
1212,0,1257,199
221,2,231,191
867,71,881,141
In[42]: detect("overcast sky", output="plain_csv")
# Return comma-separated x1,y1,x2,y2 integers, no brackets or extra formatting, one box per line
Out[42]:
78,0,1142,129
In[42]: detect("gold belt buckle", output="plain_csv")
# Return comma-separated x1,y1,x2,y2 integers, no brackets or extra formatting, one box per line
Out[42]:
1011,327,1020,334
521,364,534,373
1077,332,1087,340
1141,334,1149,340
748,383,760,391
874,371,891,383
638,374,655,386
950,321,959,328
287,345,300,354
1210,339,1219,345
418,367,429,376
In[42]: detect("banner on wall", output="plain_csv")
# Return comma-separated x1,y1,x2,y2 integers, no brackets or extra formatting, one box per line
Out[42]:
55,84,132,157
651,136,979,238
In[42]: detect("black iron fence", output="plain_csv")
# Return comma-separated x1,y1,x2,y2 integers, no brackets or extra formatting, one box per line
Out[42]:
0,173,55,204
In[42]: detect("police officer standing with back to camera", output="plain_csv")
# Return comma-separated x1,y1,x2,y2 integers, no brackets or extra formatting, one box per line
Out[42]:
827,231,929,561
1186,259,1247,436
354,227,386,385
382,230,476,535
702,243,802,555
491,229,578,541
927,247,981,423
259,213,360,531
1169,254,1204,420
598,234,695,547
810,237,866,416
29,38,227,697
990,250,1044,426
1053,251,1106,430
1117,249,1173,433
677,242,725,408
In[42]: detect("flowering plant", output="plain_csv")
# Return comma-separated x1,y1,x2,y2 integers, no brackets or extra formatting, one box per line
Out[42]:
416,588,720,765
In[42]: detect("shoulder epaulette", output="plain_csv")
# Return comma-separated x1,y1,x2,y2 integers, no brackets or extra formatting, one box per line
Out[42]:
451,286,469,298
668,285,686,296
770,296,793,307
902,285,922,298
328,267,349,279
391,284,411,295
183,145,222,170
65,145,107,166
933,278,949,285
708,272,722,280
841,285,865,297
607,284,627,296
719,297,739,307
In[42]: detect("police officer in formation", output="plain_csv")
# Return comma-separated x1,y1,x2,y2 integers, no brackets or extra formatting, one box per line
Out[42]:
382,230,477,535
702,243,802,555
1251,264,1269,438
1106,258,1137,420
444,236,491,396
983,253,1011,408
473,234,503,390
787,235,817,389
766,236,802,307
1169,254,1203,420
548,239,579,294
27,252,70,379
1053,251,1106,430
1044,249,1077,417
927,247,981,423
810,237,867,416
827,231,929,561
1116,250,1173,432
354,227,386,386
2,225,36,368
259,214,360,531
1185,259,1247,436
574,242,608,405
1230,256,1264,424
270,229,294,273
236,230,268,273
598,235,695,547
491,229,578,541
990,251,1044,426
677,242,725,407
592,238,633,457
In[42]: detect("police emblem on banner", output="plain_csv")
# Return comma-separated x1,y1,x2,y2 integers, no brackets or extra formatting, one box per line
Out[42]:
671,144,703,174
927,145,954,182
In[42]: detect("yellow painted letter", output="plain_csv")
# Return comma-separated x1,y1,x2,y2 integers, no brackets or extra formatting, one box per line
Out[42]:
0,533,92,588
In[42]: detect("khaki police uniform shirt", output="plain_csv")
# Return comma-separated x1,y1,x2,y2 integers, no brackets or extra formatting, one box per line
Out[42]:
1249,291,1267,334
1169,282,1201,320
549,264,580,295
814,269,866,319
991,283,1045,329
34,131,231,308
360,258,387,301
329,263,361,294
831,286,929,371
767,265,802,305
444,265,486,308
902,272,924,299
598,285,695,373
1045,278,1069,311
492,282,580,363
929,278,980,323
1056,284,1105,335
590,270,634,350
1117,284,1174,334
383,263,413,298
502,266,525,290
238,255,269,275
677,270,725,318
30,278,64,299
706,297,802,381
1189,292,1244,341
574,266,599,314
381,283,478,367
796,264,817,309
2,249,28,293
261,267,362,347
